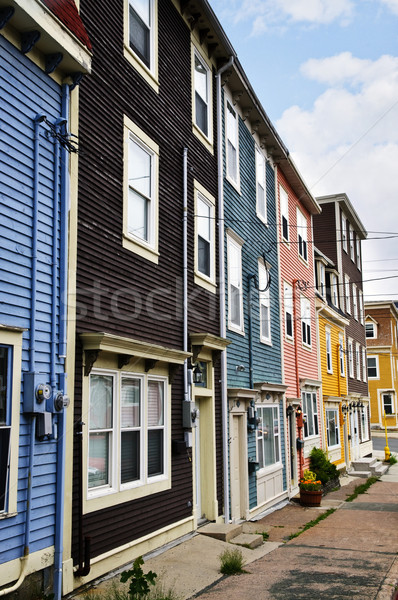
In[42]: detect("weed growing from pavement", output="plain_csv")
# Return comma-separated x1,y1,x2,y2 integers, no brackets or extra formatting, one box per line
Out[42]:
288,509,336,540
219,548,247,575
389,455,397,465
346,476,378,502
82,581,181,600
256,531,269,541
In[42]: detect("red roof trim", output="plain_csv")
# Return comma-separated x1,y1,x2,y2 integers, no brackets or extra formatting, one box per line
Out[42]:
41,0,92,51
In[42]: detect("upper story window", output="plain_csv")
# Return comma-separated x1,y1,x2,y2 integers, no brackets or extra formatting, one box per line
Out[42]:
317,261,326,298
227,233,244,334
356,237,361,269
382,393,394,415
348,338,354,378
349,224,355,261
367,356,379,379
331,273,339,307
284,282,293,339
0,345,11,513
297,209,308,262
344,275,351,314
356,342,361,380
257,405,280,469
341,211,347,252
326,329,332,373
362,347,367,382
258,260,271,344
359,290,364,324
123,117,159,263
194,182,216,292
194,50,211,141
365,321,377,338
339,333,345,376
352,283,358,320
301,296,311,347
256,148,266,222
302,391,318,438
280,185,289,242
226,100,239,187
125,0,158,92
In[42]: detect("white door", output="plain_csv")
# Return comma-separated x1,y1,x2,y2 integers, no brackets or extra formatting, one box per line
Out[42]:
194,401,203,522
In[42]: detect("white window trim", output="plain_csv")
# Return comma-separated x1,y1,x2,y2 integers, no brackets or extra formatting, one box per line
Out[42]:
359,290,364,324
225,96,240,192
361,405,369,441
123,116,159,263
331,274,339,308
279,185,289,243
356,238,361,270
356,342,361,381
84,366,170,513
227,231,244,335
326,328,333,374
352,283,358,321
255,146,267,223
297,208,308,263
349,224,355,262
0,329,22,517
367,355,379,380
123,0,159,93
362,347,367,382
191,40,213,154
341,211,347,252
339,333,345,377
382,391,395,416
284,281,294,340
318,262,326,299
345,275,351,314
348,338,354,378
302,391,319,440
326,408,340,449
301,295,311,349
194,180,216,293
365,321,377,339
258,259,271,345
256,403,282,472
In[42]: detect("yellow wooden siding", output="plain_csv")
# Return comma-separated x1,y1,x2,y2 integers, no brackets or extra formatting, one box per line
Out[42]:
319,316,347,397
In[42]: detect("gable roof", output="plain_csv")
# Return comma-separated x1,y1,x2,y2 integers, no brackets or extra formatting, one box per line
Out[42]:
41,0,91,50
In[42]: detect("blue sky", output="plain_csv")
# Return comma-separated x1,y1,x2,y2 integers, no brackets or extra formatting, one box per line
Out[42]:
210,0,398,301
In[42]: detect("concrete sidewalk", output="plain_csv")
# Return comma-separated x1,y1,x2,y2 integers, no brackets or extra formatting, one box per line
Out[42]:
78,463,398,600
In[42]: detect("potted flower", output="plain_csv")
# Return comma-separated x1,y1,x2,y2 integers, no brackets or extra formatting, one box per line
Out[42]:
299,469,322,506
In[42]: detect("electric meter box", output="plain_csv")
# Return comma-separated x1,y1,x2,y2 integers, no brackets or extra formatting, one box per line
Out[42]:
23,372,52,414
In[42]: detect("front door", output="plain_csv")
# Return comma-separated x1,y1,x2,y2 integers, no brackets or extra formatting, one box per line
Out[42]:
230,415,247,521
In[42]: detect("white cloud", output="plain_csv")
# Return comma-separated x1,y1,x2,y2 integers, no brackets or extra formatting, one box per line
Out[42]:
231,0,354,33
379,0,398,16
276,52,398,299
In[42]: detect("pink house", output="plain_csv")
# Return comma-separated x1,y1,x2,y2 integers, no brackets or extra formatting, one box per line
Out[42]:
276,165,321,495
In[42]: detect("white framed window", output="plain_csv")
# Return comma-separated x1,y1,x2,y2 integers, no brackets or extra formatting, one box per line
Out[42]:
297,208,308,262
365,321,376,338
88,370,167,498
123,116,159,263
326,329,332,373
348,338,354,378
331,274,339,307
339,333,345,376
341,212,347,252
226,100,239,187
367,356,379,379
0,330,22,516
193,48,211,143
302,391,319,438
326,408,340,448
345,275,351,314
194,182,216,291
352,284,358,321
227,233,244,333
301,295,311,347
125,0,158,92
256,147,266,222
284,282,293,339
258,260,271,344
359,290,364,324
317,262,326,298
362,347,367,382
382,393,394,415
356,342,361,380
356,237,361,269
361,405,369,441
257,405,280,469
349,224,355,261
280,185,289,242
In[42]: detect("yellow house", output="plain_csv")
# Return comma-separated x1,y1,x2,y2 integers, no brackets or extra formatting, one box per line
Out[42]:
365,301,398,429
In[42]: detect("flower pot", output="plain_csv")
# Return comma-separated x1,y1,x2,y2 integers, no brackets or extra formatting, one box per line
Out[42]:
300,489,322,507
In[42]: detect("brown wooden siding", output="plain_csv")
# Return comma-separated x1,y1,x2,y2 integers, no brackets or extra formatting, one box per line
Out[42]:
73,0,222,562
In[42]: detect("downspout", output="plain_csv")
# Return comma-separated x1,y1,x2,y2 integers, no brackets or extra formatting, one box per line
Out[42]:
0,114,45,597
247,275,256,389
292,279,304,477
53,85,70,600
216,54,234,524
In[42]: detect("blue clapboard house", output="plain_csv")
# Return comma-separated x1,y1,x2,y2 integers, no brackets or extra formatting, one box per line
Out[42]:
0,2,90,597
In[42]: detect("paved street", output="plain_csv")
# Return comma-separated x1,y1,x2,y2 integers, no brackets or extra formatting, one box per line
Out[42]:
372,436,398,453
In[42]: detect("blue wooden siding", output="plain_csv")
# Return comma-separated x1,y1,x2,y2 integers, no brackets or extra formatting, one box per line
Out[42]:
0,35,63,563
222,91,285,510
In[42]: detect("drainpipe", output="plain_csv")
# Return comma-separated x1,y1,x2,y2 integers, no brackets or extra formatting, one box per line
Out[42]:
247,275,256,389
53,84,70,600
0,115,45,597
216,54,234,524
183,148,189,402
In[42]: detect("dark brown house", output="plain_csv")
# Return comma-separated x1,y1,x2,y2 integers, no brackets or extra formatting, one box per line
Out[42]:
63,1,232,591
313,193,371,462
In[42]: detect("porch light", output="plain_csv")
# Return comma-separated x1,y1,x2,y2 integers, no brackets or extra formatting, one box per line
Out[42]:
193,363,203,384
341,404,348,417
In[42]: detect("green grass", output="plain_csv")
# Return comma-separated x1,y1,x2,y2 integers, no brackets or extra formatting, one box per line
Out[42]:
288,509,336,540
346,476,378,502
81,581,181,600
388,455,397,465
256,531,269,541
219,548,246,575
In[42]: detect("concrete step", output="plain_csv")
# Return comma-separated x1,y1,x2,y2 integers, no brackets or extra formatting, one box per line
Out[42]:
348,470,372,478
351,458,377,471
230,533,264,549
373,462,389,476
199,523,243,543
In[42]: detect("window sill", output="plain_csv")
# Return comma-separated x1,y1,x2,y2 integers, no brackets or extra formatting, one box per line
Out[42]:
192,123,214,155
256,212,268,226
123,234,159,264
298,254,309,268
0,511,17,520
123,45,159,94
194,272,217,294
260,337,272,346
256,462,283,478
228,323,245,336
225,174,241,195
302,342,312,351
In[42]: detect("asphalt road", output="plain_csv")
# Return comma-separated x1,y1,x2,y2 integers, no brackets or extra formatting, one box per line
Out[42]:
373,436,398,452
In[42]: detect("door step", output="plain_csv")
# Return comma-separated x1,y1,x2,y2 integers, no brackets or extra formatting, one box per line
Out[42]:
199,523,264,549
230,532,264,549
349,457,389,478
